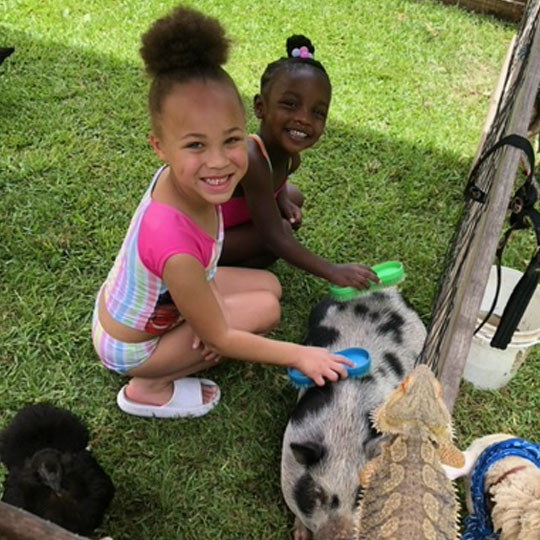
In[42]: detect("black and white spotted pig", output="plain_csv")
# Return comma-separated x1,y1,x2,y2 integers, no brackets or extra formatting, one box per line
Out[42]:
281,288,427,540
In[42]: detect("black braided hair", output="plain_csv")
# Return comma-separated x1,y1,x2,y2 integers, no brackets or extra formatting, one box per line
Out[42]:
140,5,242,130
259,34,330,95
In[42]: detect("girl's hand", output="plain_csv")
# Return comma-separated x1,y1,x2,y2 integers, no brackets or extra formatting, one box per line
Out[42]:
329,263,379,289
293,346,354,387
278,195,302,229
192,334,222,363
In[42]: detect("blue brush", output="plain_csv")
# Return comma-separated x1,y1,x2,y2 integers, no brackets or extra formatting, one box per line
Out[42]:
287,347,371,388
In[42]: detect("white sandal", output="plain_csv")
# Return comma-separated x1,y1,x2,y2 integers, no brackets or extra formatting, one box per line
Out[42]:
116,378,220,418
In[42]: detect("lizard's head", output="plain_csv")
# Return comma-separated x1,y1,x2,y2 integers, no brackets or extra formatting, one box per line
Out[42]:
373,364,452,441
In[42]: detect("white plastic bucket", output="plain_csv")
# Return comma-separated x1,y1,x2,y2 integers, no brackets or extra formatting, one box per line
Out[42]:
463,265,540,390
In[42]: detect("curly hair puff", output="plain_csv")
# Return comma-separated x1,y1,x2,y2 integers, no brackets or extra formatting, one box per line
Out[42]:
140,5,230,77
140,5,241,130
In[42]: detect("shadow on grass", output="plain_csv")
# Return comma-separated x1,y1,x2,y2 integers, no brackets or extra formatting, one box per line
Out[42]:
0,29,472,540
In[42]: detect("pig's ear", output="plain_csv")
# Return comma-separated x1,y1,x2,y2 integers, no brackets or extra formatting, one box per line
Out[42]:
363,435,386,460
290,441,326,466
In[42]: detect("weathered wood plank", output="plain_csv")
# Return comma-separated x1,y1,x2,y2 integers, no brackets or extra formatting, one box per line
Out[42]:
0,501,91,540
439,0,526,22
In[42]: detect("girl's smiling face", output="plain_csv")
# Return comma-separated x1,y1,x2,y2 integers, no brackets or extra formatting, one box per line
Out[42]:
255,65,331,153
150,79,248,206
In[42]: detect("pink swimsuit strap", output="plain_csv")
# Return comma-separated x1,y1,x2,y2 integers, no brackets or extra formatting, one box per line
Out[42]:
221,134,288,229
251,133,273,173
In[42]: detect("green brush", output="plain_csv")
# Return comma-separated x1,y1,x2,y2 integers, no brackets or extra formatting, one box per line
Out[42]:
329,261,405,301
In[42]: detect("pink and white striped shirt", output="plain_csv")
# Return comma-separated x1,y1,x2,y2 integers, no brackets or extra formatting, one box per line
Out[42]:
101,166,223,334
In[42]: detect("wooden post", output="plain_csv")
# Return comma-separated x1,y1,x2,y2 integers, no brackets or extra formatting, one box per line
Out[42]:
0,501,91,540
420,0,540,410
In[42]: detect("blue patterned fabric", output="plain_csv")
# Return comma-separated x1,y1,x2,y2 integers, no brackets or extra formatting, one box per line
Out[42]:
462,438,540,539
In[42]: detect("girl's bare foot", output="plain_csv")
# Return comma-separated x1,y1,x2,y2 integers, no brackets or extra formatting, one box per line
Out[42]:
125,380,217,406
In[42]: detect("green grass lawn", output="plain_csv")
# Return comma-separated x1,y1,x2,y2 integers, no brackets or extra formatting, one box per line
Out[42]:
1,1,537,538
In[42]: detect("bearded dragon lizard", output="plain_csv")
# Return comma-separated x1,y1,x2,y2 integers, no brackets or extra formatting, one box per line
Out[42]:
354,364,464,539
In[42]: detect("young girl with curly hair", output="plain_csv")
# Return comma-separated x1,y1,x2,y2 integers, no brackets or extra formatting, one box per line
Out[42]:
91,6,352,418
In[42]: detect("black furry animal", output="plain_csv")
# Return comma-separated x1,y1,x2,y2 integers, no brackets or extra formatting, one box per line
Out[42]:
0,47,14,67
0,403,114,535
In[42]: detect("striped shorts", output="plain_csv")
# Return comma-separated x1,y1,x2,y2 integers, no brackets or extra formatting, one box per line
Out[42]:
91,302,159,374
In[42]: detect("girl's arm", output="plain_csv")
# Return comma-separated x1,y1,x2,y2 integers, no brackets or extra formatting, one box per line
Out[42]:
242,153,377,288
163,254,350,386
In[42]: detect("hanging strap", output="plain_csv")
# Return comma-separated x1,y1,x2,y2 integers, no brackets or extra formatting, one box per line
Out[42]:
468,134,540,349
466,134,535,203
491,244,540,349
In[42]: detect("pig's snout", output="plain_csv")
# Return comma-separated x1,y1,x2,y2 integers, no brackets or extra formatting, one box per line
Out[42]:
313,516,356,540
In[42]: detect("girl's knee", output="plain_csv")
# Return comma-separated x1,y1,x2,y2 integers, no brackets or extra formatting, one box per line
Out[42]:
268,272,282,300
263,292,281,332
288,184,304,208
248,290,281,334
259,270,282,300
